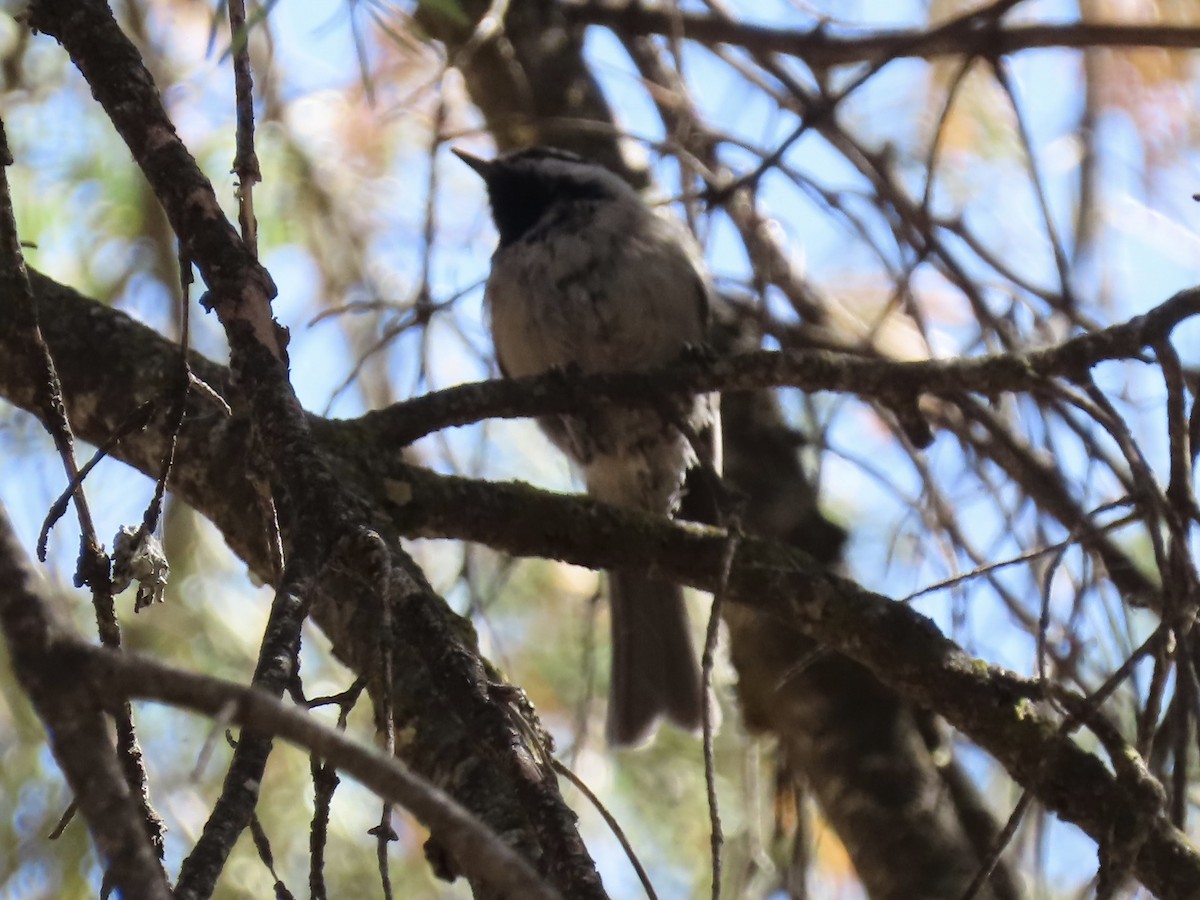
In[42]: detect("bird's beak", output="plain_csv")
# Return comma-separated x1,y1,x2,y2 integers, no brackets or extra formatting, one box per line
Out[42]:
452,148,493,179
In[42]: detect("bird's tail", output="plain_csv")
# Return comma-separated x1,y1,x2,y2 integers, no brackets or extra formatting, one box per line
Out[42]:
607,572,704,746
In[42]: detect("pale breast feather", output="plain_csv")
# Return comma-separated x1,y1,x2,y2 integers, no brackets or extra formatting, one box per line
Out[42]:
486,201,707,378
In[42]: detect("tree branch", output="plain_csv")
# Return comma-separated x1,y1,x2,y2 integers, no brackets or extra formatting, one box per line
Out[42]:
358,285,1200,446
0,501,558,900
89,640,559,900
11,1,1200,893
3,258,1199,896
23,2,606,895
565,1,1200,67
375,464,1199,898
26,0,280,355
0,505,172,900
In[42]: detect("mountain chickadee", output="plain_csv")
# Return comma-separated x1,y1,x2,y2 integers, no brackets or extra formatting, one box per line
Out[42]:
455,146,719,746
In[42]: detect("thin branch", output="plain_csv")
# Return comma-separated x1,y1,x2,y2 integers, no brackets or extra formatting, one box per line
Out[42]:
175,579,308,900
359,284,1200,446
0,113,166,863
307,679,364,900
37,400,159,557
991,57,1076,311
27,0,281,356
703,521,740,900
553,760,656,900
227,0,261,256
367,531,398,900
958,792,1032,900
0,507,171,900
565,2,1200,67
84,643,562,900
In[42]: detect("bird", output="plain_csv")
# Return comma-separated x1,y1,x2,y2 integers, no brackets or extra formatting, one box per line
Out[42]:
454,145,720,746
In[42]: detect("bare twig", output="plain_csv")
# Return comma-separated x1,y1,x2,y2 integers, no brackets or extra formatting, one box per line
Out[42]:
227,0,261,255
81,638,561,900
0,113,166,863
553,760,656,900
565,1,1200,67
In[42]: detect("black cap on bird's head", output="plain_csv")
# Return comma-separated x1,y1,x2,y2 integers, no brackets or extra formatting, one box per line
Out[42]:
453,146,637,246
